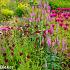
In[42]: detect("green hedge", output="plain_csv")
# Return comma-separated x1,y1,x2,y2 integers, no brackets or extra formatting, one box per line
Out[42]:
49,0,70,9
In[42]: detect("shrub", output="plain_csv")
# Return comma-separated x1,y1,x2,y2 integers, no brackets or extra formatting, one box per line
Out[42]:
15,3,30,17
49,0,70,9
1,9,14,20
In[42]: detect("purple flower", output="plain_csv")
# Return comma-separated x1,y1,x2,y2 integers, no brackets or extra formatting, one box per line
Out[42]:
47,37,51,47
55,37,60,46
30,12,35,17
29,18,34,22
44,3,47,8
62,38,67,52
0,27,10,31
47,6,51,13
42,10,46,14
36,17,40,22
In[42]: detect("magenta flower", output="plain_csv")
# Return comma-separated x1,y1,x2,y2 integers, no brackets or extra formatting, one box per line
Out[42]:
0,26,10,31
59,23,64,27
50,13,57,17
51,10,56,13
63,24,68,30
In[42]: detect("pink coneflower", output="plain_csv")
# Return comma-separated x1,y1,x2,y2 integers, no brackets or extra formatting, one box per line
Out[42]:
51,24,55,28
51,10,56,13
63,24,68,30
50,13,57,17
59,23,64,27
55,17,63,22
65,23,69,27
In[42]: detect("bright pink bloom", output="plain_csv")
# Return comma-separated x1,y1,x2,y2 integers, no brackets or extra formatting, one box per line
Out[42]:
0,26,10,31
50,13,57,17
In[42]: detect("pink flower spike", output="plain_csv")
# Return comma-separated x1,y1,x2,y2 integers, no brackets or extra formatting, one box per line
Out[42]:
29,18,34,22
47,37,51,47
30,12,35,17
36,17,40,22
44,3,47,8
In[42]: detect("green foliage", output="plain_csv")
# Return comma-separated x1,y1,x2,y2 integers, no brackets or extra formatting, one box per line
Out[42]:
1,9,14,20
15,3,30,17
49,0,70,9
29,0,39,6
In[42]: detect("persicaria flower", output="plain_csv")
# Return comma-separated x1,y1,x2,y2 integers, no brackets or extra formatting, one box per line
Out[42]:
47,37,51,47
48,25,54,35
42,10,46,14
29,18,34,22
36,17,40,22
30,12,35,17
44,3,47,9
